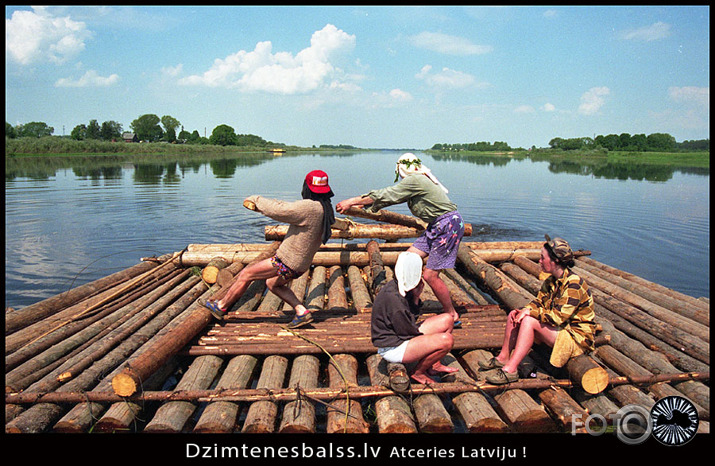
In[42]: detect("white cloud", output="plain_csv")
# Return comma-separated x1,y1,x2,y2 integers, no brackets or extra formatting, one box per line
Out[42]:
578,87,610,115
178,24,356,95
542,103,556,112
620,22,671,42
55,70,119,88
389,88,413,101
409,31,493,56
514,105,535,114
416,65,483,89
6,6,92,65
668,86,709,109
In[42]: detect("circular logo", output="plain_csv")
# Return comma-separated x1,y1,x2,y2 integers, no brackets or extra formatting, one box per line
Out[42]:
615,405,652,445
650,396,699,446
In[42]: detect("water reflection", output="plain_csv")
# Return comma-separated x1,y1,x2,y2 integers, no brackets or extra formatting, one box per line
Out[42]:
7,151,709,184
431,152,709,181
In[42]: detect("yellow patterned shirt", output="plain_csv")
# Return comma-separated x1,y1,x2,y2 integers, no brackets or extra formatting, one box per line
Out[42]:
525,268,596,351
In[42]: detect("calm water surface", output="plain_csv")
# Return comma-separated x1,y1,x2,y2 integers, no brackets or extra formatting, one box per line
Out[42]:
5,151,709,309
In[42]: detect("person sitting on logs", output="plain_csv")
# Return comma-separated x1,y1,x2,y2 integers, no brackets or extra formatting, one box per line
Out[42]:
203,170,335,329
371,251,459,385
480,235,597,385
336,153,465,327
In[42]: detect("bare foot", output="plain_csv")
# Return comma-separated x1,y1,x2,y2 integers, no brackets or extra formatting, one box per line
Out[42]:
410,373,434,385
429,364,459,375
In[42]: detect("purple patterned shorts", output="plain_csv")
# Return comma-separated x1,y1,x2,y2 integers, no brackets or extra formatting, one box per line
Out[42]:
412,210,465,270
270,255,300,280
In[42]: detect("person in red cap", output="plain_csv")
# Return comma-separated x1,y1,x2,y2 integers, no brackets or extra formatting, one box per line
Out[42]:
203,170,335,328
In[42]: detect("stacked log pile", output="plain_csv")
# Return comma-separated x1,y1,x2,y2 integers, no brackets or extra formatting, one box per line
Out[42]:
4,210,710,434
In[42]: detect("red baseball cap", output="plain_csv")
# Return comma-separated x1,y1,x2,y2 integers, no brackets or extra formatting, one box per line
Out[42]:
305,170,332,194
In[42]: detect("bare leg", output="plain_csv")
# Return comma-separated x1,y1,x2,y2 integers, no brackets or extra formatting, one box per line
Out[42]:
407,246,459,322
423,268,459,321
418,313,458,374
266,275,308,316
214,258,278,310
402,331,454,384
500,315,559,374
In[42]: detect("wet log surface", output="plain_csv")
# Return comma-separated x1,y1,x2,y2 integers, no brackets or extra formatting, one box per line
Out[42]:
5,240,710,434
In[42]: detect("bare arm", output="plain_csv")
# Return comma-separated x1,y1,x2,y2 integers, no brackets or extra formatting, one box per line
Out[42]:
336,195,374,214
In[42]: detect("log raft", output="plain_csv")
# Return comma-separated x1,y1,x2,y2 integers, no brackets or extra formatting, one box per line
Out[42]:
4,222,710,434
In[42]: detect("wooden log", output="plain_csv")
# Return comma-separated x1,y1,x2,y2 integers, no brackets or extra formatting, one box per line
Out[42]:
347,265,372,312
573,265,708,343
5,278,207,433
366,240,388,294
305,266,327,314
87,359,180,433
241,355,289,433
5,257,180,354
538,386,591,432
55,271,195,385
327,266,349,313
493,389,555,433
578,256,709,313
6,277,205,391
110,299,212,397
266,223,423,241
595,345,709,421
144,355,223,432
9,373,708,406
6,267,186,374
110,247,277,398
598,367,655,410
326,354,370,433
443,353,508,433
594,302,707,374
596,317,709,415
412,390,454,433
5,260,158,335
566,354,609,395
365,354,417,433
278,355,320,433
457,244,533,310
468,241,544,250
341,206,428,230
443,268,491,306
593,290,709,364
201,257,229,285
192,355,258,433
576,258,708,326
282,270,309,314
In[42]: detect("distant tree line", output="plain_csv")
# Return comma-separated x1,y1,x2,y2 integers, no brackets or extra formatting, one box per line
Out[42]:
430,141,512,152
549,133,708,152
430,133,708,153
6,114,276,148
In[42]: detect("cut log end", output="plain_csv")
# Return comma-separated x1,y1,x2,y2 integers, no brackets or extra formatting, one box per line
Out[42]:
202,257,229,284
567,354,609,394
112,371,140,397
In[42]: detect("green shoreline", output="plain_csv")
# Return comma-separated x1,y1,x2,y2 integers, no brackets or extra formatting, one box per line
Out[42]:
5,137,709,170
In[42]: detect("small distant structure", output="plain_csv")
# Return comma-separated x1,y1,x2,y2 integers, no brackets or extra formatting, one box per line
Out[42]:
122,132,139,143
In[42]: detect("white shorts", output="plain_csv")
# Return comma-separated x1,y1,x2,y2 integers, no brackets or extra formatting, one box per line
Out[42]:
377,340,410,363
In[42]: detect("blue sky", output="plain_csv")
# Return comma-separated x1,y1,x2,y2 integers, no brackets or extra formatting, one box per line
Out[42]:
5,5,710,149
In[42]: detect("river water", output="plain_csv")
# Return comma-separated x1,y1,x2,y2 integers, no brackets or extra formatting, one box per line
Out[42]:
4,150,709,309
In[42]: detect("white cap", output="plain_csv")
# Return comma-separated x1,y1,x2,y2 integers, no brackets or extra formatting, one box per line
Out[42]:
394,251,423,296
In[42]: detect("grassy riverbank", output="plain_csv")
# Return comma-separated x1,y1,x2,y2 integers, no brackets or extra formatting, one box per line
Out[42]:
429,148,710,169
6,137,709,170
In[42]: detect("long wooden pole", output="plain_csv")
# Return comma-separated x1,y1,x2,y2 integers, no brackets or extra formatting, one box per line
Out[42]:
340,206,428,230
7,372,708,405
